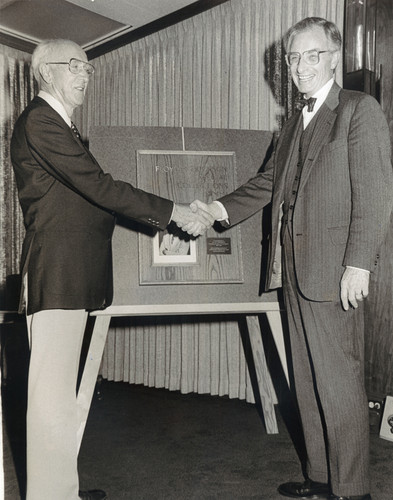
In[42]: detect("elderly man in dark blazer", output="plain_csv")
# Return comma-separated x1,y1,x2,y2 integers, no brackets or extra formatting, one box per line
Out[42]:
11,39,212,500
188,17,392,500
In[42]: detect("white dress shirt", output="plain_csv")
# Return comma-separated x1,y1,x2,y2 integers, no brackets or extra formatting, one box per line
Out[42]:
302,77,334,129
38,90,72,127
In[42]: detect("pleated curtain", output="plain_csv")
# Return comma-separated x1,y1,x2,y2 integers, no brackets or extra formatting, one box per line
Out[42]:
76,0,344,135
0,0,344,403
0,46,36,308
77,0,344,403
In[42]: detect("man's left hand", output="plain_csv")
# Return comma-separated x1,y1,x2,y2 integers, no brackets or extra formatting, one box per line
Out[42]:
340,267,370,311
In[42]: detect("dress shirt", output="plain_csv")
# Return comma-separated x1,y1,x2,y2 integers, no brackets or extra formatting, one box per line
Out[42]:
302,77,334,129
38,90,72,127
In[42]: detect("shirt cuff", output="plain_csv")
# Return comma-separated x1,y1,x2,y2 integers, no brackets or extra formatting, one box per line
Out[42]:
213,201,229,222
346,266,370,274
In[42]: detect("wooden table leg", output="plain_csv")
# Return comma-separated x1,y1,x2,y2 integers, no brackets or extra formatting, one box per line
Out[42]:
77,315,111,453
246,315,278,434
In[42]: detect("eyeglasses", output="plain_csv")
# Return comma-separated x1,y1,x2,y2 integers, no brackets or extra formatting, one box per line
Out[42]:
285,49,332,67
46,58,95,76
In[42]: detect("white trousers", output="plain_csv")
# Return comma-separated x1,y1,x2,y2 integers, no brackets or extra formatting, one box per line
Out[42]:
26,308,88,500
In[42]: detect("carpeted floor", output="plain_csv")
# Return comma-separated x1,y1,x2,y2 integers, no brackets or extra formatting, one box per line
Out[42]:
79,381,302,500
4,377,393,499
2,318,393,499
77,381,393,500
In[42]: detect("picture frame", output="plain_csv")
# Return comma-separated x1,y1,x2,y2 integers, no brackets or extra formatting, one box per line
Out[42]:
153,226,197,265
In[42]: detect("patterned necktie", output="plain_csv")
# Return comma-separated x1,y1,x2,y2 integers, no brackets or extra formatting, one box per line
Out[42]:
71,121,81,139
295,96,317,112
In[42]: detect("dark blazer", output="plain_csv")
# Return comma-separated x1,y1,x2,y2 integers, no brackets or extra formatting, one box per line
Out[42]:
220,83,393,302
11,96,173,314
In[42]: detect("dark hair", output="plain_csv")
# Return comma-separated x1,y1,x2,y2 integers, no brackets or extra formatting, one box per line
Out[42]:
285,17,342,52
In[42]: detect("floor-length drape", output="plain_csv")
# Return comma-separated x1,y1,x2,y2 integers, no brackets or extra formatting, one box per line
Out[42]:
1,0,345,403
0,45,35,309
79,0,344,402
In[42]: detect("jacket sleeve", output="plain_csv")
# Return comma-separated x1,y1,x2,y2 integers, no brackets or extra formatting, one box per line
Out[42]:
217,151,275,226
25,107,173,230
343,94,393,271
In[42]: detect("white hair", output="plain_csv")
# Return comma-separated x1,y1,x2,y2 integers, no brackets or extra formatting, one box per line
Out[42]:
31,39,83,81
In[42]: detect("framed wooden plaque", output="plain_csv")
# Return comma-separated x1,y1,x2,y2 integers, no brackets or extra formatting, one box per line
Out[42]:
137,150,243,285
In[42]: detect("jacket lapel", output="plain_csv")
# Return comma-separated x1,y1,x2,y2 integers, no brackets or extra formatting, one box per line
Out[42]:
298,83,340,191
34,96,99,163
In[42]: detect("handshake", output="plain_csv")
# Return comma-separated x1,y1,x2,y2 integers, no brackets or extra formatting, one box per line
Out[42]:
171,200,223,237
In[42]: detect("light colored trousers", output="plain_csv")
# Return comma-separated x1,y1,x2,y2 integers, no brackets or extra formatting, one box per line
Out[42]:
26,308,88,500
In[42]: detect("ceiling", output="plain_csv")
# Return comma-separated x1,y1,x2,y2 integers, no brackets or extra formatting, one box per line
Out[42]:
0,0,229,58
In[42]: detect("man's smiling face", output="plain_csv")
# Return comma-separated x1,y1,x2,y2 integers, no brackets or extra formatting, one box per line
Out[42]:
288,26,339,97
45,42,90,116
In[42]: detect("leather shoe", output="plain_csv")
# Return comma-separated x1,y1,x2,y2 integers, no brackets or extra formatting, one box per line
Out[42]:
79,490,107,500
278,478,330,498
330,495,371,500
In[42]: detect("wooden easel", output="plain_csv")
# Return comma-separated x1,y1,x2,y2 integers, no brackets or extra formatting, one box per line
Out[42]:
76,302,287,451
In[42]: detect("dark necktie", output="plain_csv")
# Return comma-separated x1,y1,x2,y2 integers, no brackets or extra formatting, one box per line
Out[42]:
295,96,317,112
71,121,81,139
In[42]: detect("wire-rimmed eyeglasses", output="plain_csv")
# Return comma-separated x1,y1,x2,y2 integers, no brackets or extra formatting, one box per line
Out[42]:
46,58,95,76
285,49,332,67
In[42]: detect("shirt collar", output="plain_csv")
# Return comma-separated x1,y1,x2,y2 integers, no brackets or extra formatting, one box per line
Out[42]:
38,90,72,127
303,78,335,116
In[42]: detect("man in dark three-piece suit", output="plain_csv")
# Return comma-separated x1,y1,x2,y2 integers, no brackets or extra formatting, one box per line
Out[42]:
11,39,212,500
188,17,392,500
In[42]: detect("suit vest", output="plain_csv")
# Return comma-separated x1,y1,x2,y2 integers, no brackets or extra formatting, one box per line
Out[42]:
282,111,320,236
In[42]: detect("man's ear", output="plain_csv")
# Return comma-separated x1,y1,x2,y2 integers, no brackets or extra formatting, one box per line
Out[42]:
330,50,341,71
39,63,52,84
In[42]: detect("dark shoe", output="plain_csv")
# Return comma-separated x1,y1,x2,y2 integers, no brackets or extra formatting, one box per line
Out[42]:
79,490,107,500
278,478,330,498
330,495,371,500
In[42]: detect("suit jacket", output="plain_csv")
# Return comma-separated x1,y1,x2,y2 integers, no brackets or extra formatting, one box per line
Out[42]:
11,96,173,314
219,83,393,302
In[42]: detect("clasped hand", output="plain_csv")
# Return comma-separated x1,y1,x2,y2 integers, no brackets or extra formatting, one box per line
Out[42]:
171,200,221,237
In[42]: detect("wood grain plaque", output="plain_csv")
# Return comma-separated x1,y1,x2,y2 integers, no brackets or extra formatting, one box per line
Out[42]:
137,150,243,285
